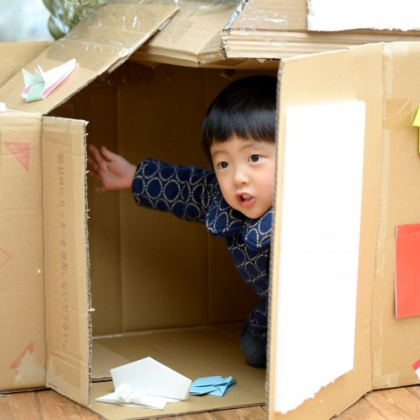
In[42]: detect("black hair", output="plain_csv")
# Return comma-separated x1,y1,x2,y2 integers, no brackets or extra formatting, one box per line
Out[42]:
201,75,277,163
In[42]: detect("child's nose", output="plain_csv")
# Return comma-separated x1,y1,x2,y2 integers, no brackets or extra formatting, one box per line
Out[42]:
234,168,249,185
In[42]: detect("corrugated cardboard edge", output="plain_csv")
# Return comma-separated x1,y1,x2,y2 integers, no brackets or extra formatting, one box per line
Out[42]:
221,0,288,60
131,0,238,68
83,124,93,407
42,117,92,406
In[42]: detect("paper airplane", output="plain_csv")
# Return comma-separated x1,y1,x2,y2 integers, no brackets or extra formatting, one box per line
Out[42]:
96,357,192,410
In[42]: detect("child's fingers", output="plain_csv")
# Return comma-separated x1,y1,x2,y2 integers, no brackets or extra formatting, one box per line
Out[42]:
100,146,117,162
87,143,99,156
87,144,105,166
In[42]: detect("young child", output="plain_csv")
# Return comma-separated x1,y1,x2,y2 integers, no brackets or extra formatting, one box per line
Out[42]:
87,75,277,367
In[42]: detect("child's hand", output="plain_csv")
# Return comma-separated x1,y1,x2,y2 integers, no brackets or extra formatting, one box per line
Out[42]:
87,144,136,192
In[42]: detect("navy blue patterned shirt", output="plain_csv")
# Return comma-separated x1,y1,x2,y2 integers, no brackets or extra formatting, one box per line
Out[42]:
132,159,271,342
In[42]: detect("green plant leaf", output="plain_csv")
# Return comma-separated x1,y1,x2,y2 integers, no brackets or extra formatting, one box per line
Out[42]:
42,0,53,13
47,15,66,40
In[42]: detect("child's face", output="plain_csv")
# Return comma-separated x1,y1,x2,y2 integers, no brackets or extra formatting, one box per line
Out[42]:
210,136,276,219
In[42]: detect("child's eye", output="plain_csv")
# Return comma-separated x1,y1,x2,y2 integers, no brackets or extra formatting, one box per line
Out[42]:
217,161,229,169
250,154,261,162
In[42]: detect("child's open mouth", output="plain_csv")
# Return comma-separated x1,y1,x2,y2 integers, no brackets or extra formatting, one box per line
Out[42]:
238,193,255,207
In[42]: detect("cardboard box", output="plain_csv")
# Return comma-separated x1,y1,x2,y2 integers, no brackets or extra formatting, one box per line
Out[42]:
130,0,420,64
0,1,420,420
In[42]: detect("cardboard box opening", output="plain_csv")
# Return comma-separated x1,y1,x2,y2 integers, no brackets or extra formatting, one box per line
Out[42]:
47,60,277,418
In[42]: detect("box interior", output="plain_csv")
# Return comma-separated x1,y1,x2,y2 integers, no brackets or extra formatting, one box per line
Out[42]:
48,60,278,418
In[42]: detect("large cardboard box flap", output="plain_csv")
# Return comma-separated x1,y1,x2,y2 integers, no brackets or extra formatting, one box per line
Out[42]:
0,111,46,392
131,0,241,67
0,111,90,404
268,42,420,419
42,116,91,404
222,0,420,60
0,0,178,114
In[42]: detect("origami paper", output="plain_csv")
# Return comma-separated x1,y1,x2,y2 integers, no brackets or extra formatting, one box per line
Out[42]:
21,58,77,102
190,376,236,396
96,383,179,410
412,106,420,154
96,357,192,410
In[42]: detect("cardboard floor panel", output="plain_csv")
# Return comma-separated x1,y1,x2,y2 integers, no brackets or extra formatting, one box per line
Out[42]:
90,324,266,419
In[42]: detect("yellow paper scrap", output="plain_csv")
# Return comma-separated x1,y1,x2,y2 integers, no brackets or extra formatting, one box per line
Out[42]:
412,105,420,154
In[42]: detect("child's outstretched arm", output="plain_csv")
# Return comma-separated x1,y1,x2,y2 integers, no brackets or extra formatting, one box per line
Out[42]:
87,144,136,193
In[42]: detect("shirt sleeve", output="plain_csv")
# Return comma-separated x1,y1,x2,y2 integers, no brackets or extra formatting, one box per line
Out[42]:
132,158,217,223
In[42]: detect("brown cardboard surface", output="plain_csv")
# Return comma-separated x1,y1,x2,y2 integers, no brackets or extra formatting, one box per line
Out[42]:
131,0,238,67
269,43,384,419
0,1,178,114
0,112,46,391
90,324,266,419
0,42,51,89
371,42,420,389
222,0,289,59
42,117,91,405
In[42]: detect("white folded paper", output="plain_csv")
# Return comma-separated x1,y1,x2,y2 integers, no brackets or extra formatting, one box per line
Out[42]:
96,357,192,410
96,383,179,410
